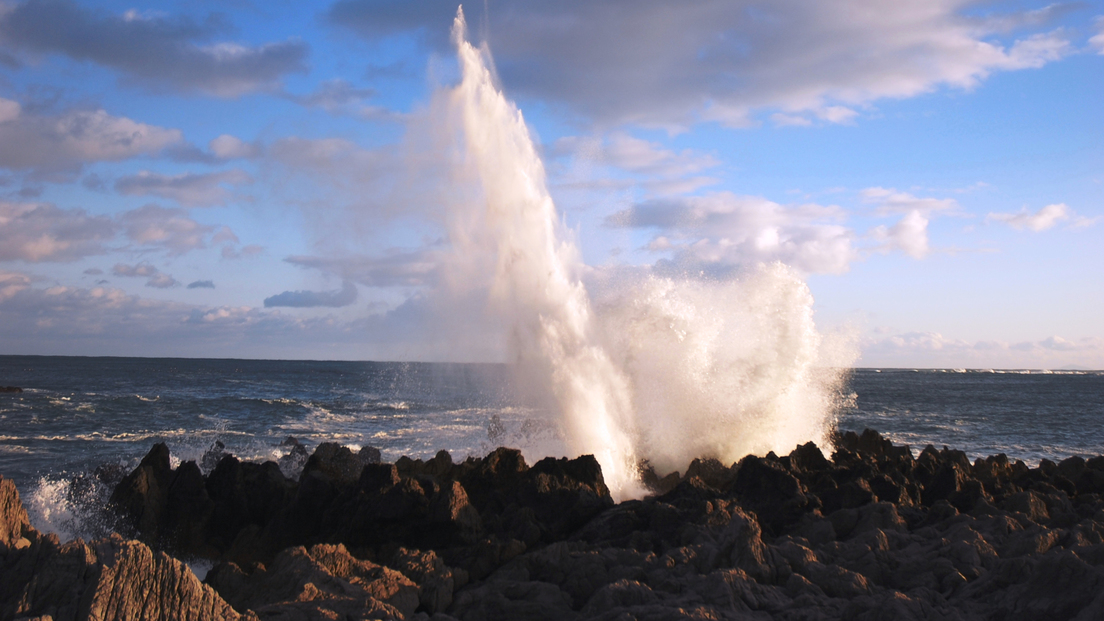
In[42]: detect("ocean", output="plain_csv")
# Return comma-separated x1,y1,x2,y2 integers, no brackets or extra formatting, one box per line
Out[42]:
2,355,1103,538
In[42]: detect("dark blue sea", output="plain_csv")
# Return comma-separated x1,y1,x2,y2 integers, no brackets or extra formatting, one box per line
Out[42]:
2,355,1103,538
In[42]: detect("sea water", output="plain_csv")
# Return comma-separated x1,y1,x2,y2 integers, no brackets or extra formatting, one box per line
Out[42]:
3,356,1103,504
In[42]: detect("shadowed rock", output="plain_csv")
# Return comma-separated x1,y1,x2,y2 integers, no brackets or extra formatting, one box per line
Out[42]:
9,429,1104,620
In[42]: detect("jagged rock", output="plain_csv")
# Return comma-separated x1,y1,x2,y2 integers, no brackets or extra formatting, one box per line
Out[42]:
0,386,22,393
729,454,812,535
108,443,175,544
206,455,295,556
0,476,31,549
360,445,383,465
302,442,370,486
390,547,457,614
2,479,242,621
208,543,419,620
18,428,1104,620
450,579,576,621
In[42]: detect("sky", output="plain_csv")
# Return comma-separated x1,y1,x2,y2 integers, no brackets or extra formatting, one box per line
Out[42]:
0,0,1101,368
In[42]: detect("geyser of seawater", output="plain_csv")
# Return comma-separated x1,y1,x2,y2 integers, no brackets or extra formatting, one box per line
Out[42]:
445,8,853,500
449,11,643,500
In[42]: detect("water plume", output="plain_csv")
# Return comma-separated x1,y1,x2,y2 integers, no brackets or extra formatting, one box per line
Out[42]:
444,8,852,500
448,10,642,499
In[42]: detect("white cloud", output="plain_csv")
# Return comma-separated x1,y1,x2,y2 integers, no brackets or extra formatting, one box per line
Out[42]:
263,280,358,308
285,252,440,288
0,270,491,360
0,0,307,97
0,200,114,261
860,187,959,214
986,203,1076,231
870,210,930,259
112,262,178,288
117,205,216,254
0,270,33,301
208,135,259,160
1091,17,1104,54
860,187,964,259
556,133,718,178
606,192,855,274
0,98,19,123
114,169,252,206
329,0,1074,128
0,99,182,174
552,132,719,197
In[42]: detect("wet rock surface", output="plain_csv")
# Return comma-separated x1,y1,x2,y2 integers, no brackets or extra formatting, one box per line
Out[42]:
6,429,1104,619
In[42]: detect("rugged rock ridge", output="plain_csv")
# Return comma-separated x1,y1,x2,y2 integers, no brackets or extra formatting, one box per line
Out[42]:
6,429,1104,619
0,475,243,621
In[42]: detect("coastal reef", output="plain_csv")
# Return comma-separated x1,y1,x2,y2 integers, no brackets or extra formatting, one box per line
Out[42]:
5,429,1104,620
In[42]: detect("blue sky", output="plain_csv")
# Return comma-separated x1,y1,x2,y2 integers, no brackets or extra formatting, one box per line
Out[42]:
0,0,1101,368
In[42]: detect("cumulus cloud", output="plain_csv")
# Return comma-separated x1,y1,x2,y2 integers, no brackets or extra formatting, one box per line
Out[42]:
117,204,216,254
0,198,228,262
281,79,398,120
606,192,855,274
0,97,181,174
114,169,252,206
860,187,961,259
263,280,358,308
0,270,34,301
552,132,719,196
208,135,259,160
986,203,1085,231
1092,17,1104,54
112,262,178,288
870,210,930,259
0,200,114,261
329,0,1073,127
0,0,307,96
285,251,440,288
187,280,215,289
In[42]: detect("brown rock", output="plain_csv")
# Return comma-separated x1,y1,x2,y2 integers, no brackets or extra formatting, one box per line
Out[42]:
208,543,419,619
1,531,241,621
0,476,31,549
390,547,457,614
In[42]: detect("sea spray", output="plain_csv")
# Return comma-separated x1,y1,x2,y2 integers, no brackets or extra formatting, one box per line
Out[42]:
442,8,852,499
592,266,850,475
448,11,643,499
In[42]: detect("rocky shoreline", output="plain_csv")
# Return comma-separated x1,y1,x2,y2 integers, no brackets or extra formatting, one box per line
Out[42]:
4,429,1104,620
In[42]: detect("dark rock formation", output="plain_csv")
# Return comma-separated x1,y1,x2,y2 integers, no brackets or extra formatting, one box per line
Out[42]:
8,429,1104,620
0,386,22,393
0,476,245,621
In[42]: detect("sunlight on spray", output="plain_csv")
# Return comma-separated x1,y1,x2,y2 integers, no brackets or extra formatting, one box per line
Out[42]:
444,7,854,500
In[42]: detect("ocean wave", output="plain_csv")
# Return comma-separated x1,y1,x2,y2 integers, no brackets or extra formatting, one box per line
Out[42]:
261,397,300,405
